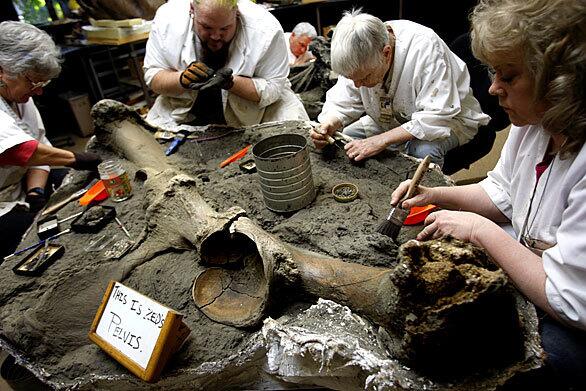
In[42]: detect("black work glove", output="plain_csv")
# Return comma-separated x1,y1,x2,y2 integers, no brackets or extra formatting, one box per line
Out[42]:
25,191,47,213
180,61,215,89
70,152,102,171
198,67,234,91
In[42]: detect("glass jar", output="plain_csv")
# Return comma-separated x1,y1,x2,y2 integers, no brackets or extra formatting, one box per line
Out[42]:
98,160,132,202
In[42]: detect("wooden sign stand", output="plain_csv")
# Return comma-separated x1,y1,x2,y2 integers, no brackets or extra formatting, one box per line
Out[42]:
89,280,190,382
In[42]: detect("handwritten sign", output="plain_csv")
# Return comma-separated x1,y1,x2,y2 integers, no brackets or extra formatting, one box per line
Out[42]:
89,281,190,382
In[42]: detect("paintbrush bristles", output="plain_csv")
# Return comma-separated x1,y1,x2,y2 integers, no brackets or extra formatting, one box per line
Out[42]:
376,205,410,240
376,155,432,241
376,219,402,240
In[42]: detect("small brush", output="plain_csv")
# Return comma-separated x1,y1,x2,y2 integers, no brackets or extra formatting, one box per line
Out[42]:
376,155,431,240
308,121,349,150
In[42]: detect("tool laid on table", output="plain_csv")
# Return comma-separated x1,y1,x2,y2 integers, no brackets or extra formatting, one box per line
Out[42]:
104,239,134,260
3,229,71,262
165,130,190,156
12,241,65,276
41,179,98,217
105,216,135,260
84,234,118,253
114,216,132,240
219,145,251,168
37,211,84,239
154,124,236,143
96,215,135,260
34,239,51,270
376,155,431,240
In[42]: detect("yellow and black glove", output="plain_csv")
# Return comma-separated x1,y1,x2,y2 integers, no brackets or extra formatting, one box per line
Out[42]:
180,61,215,90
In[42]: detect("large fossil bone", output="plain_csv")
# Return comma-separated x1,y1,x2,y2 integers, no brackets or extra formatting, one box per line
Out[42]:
92,100,529,376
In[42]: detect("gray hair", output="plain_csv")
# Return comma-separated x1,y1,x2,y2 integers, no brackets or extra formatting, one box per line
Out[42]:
471,0,586,157
0,21,61,80
292,22,317,38
330,10,391,77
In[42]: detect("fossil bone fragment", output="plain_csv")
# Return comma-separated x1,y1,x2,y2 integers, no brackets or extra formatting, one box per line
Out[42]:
92,100,533,376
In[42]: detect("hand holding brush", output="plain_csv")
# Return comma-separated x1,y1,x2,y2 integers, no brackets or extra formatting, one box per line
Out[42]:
376,155,431,240
308,119,343,149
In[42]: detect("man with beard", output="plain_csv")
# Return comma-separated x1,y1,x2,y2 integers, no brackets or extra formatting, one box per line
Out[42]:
143,0,309,129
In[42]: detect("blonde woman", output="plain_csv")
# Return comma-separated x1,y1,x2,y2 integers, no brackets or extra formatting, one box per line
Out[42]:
391,0,586,388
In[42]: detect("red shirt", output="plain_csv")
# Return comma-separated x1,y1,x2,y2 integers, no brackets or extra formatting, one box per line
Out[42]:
0,140,39,166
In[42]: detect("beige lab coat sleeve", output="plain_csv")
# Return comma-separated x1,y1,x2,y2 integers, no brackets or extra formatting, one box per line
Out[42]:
318,76,365,126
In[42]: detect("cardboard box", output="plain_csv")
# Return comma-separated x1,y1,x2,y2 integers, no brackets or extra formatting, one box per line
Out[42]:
90,18,143,28
60,93,94,137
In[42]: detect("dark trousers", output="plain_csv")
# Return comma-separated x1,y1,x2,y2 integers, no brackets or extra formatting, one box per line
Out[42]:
503,311,586,390
0,209,37,259
539,312,586,390
0,168,68,259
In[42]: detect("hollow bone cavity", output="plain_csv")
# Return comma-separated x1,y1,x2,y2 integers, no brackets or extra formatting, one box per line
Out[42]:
91,100,537,376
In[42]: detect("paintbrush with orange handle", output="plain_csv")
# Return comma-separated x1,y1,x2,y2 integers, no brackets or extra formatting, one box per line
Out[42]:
219,145,251,168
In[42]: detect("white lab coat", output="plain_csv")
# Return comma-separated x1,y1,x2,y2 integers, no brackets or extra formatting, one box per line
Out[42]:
0,97,51,217
284,32,297,65
318,20,489,146
144,0,308,129
480,124,586,331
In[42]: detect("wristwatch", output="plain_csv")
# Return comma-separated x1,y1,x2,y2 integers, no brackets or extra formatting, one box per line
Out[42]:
27,187,45,197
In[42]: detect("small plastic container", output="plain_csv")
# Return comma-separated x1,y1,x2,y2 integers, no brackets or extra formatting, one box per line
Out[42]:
85,234,118,252
332,182,359,203
79,180,109,206
12,244,65,276
71,205,116,234
98,160,132,202
404,204,437,225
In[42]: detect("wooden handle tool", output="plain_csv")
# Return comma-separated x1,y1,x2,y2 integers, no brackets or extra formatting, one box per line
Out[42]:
402,155,431,203
41,180,98,217
219,145,251,168
376,155,431,240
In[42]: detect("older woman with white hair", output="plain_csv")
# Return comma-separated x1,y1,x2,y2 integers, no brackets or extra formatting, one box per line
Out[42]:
0,21,102,258
310,10,489,167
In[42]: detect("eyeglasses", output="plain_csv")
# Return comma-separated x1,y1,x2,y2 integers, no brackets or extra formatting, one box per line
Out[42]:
24,75,51,90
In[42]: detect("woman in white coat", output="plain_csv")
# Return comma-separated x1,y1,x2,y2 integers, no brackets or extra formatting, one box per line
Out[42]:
0,21,101,258
391,0,586,388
